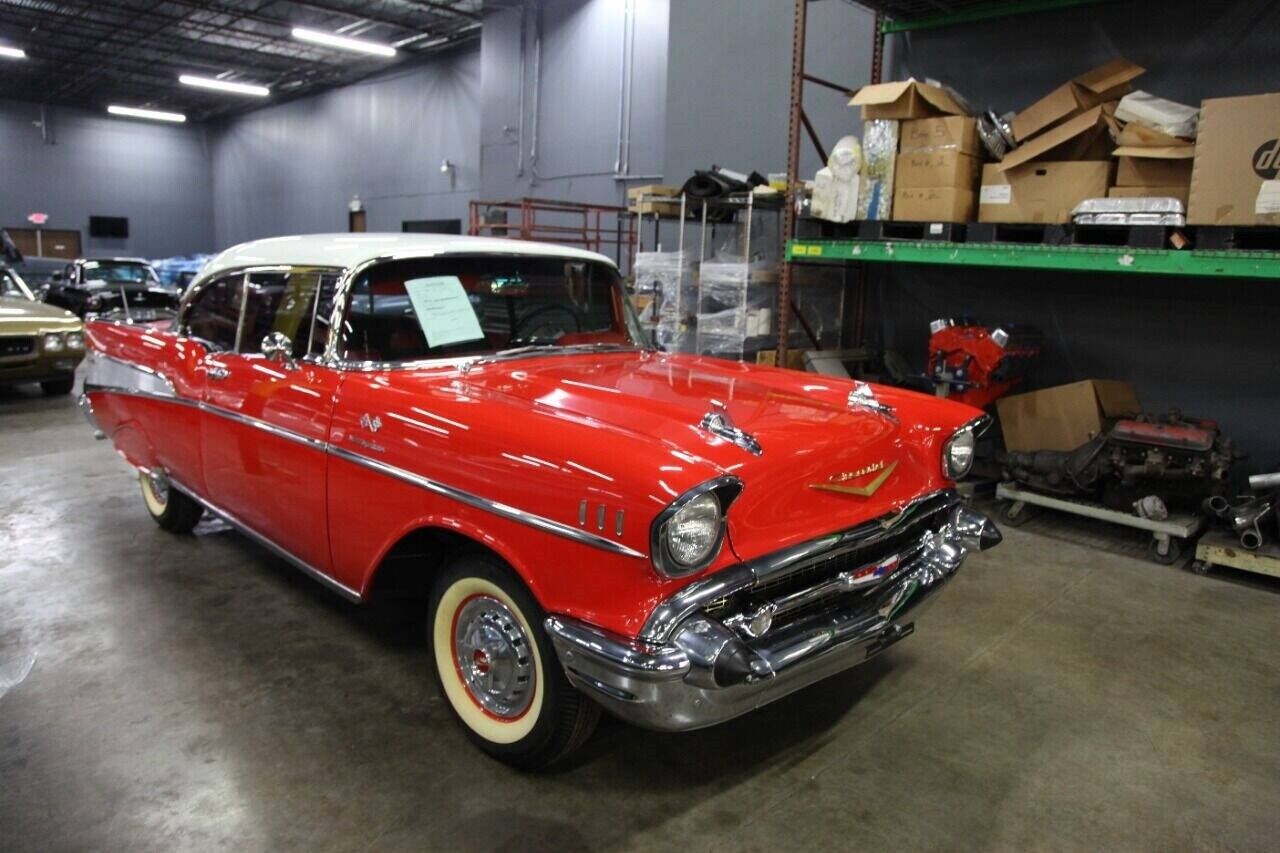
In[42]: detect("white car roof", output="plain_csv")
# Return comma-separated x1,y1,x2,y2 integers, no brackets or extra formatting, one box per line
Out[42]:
199,233,618,281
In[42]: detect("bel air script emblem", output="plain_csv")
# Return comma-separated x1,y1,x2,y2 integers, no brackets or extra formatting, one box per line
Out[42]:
809,459,899,497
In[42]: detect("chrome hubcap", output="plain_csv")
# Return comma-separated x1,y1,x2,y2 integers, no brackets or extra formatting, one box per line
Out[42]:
453,595,534,719
146,471,169,506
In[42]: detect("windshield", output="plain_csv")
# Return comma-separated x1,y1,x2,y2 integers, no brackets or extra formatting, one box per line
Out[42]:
1,269,33,300
339,255,643,363
81,261,159,285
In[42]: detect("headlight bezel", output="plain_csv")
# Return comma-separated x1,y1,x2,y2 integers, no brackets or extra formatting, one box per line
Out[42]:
42,332,65,352
65,331,85,350
650,475,743,578
942,415,990,480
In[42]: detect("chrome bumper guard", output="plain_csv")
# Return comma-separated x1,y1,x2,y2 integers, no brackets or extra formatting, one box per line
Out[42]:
545,504,1000,732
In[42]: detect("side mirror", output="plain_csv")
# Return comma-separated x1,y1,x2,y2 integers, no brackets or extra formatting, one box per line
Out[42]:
260,331,296,369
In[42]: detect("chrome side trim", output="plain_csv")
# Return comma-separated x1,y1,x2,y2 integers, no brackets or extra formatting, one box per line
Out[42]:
639,489,959,643
327,444,647,559
84,350,178,398
85,376,647,560
166,474,363,603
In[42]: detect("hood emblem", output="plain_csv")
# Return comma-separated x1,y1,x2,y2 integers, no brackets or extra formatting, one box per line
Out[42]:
810,459,898,497
848,382,896,420
699,400,762,456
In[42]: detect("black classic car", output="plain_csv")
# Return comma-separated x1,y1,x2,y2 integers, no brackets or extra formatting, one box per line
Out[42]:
43,258,180,320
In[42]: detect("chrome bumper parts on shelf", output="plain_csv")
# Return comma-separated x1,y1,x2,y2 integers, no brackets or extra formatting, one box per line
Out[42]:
545,503,1001,732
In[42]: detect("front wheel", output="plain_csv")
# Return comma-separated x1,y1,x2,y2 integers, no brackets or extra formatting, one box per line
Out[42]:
429,554,599,770
139,470,204,533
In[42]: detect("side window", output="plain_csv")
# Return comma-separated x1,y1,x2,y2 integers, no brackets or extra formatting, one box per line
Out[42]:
239,268,338,358
185,274,244,352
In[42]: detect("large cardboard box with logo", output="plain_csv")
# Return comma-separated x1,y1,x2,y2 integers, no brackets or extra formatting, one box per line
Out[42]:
997,380,1141,453
1187,92,1280,226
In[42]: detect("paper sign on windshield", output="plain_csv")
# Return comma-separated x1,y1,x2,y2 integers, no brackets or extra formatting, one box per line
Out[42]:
404,276,485,348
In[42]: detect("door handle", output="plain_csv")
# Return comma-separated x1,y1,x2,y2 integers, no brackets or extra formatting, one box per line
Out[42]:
206,363,230,380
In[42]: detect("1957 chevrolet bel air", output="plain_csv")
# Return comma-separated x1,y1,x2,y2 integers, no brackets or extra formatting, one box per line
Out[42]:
80,233,1000,768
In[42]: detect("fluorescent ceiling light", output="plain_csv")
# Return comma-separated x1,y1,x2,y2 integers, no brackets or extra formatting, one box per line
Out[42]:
291,27,396,57
0,46,26,60
179,74,270,97
107,105,187,123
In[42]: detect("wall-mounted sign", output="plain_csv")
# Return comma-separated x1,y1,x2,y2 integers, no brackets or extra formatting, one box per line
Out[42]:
27,212,49,225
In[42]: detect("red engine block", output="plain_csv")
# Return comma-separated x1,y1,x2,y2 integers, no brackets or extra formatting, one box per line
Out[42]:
928,321,1041,409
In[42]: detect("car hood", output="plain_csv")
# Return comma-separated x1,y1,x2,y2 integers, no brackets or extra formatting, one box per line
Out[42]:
0,295,82,333
458,351,982,560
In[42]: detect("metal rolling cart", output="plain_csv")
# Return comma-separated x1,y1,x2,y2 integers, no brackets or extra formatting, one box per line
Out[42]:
1190,532,1280,579
995,482,1205,564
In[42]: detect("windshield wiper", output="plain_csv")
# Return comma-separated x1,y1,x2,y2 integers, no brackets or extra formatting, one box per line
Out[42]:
465,342,639,370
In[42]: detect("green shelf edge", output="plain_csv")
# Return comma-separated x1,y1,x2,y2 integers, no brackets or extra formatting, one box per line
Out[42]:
786,239,1280,280
879,0,1117,33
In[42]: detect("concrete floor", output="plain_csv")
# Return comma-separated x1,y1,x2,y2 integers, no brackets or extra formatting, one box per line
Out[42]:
2,379,1279,853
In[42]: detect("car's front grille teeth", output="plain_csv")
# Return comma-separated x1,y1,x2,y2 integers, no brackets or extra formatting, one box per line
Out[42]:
0,336,36,359
705,503,953,634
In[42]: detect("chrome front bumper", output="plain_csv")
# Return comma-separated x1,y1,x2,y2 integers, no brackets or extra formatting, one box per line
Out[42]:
545,503,1000,732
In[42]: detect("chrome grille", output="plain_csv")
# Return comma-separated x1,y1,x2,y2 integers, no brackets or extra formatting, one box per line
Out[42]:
707,498,955,631
0,336,36,359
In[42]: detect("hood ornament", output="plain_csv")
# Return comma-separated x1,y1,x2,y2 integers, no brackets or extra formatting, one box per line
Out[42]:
699,400,762,456
848,382,896,420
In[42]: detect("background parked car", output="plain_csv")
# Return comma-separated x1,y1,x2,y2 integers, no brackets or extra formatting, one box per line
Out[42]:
43,257,179,320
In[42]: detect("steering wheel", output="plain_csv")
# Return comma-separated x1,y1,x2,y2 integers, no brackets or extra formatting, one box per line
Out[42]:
510,303,583,344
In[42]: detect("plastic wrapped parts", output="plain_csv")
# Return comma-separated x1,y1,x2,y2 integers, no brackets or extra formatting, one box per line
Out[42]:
633,250,698,354
696,259,778,359
857,119,899,221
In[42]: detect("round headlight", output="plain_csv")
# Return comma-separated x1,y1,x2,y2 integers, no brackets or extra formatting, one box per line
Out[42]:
943,428,977,480
42,332,64,352
65,331,85,350
665,492,722,570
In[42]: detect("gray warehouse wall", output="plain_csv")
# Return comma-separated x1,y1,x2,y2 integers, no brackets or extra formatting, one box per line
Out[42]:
665,0,878,188
210,45,481,249
479,0,668,206
0,98,214,258
873,0,1280,462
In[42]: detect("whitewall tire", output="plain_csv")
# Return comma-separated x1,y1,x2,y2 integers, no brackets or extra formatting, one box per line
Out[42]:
139,470,203,534
430,553,599,769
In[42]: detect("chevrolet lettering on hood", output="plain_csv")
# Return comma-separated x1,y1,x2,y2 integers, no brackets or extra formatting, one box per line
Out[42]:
811,459,898,497
78,232,1001,769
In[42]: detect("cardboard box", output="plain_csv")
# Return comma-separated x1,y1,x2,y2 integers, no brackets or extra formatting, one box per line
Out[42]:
849,79,967,121
900,116,981,155
755,349,807,371
895,151,981,189
997,379,1140,453
1011,58,1144,143
1108,185,1190,206
979,161,1115,223
627,184,682,216
1115,155,1194,187
1000,106,1116,172
1188,92,1280,226
893,187,976,222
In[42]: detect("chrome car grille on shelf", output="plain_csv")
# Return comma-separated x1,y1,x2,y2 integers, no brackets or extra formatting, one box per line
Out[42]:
0,336,36,359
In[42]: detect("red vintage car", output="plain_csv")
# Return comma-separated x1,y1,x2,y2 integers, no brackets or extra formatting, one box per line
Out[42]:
80,233,1000,768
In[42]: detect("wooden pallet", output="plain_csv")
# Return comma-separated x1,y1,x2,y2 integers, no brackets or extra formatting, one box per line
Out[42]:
857,219,967,242
1193,225,1280,252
